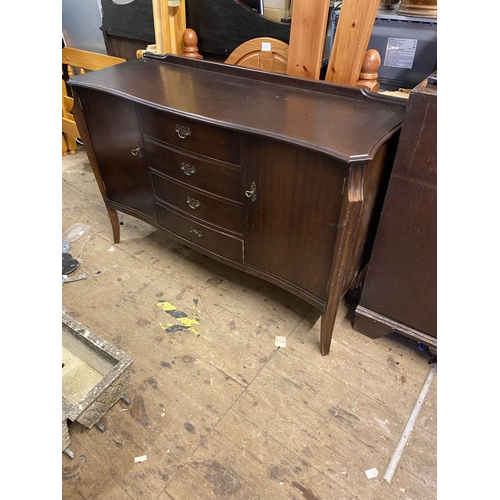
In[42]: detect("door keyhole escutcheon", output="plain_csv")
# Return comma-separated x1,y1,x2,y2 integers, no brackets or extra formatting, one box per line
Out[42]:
245,182,257,201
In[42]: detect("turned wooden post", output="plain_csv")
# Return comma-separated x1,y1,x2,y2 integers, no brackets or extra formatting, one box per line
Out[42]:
182,28,203,59
356,49,381,92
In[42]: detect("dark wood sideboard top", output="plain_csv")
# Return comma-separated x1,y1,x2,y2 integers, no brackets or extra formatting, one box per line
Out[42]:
69,54,406,163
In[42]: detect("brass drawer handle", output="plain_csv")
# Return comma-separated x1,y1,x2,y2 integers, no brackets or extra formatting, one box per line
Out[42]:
245,181,257,201
187,196,200,209
181,162,196,176
175,124,191,139
189,227,202,237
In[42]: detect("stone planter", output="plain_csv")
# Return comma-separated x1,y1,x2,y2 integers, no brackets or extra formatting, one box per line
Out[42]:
62,411,72,457
62,312,133,432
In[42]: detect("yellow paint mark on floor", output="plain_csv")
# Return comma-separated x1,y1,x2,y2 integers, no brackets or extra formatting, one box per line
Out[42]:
157,301,177,312
157,301,200,336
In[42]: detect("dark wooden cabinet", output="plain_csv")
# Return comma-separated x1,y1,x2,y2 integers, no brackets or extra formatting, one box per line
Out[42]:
69,54,405,355
354,74,437,353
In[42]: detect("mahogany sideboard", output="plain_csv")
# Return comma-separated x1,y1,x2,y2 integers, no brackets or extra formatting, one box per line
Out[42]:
69,54,406,355
353,74,437,353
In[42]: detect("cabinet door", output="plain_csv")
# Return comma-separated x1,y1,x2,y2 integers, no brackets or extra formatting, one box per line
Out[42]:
76,89,157,221
242,135,347,301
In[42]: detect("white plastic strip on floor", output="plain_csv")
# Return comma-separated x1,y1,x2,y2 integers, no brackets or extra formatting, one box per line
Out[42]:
383,363,437,483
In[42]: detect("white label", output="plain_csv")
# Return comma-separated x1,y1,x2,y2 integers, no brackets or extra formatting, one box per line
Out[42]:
261,42,271,52
383,38,418,69
275,336,287,348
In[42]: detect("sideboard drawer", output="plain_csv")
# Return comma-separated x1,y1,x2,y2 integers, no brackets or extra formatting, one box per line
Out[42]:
144,138,242,203
138,105,241,165
152,173,244,235
157,204,243,263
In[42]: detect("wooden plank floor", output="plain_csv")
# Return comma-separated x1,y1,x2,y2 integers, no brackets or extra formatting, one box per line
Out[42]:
62,147,437,499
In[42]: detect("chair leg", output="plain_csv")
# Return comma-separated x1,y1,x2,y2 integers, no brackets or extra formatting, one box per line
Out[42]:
62,133,69,156
66,133,78,155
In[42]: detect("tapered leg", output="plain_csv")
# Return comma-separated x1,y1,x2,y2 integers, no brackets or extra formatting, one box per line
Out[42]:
320,293,341,356
107,207,120,244
320,173,363,355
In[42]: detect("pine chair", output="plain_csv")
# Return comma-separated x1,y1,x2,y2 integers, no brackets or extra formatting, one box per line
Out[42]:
62,47,126,156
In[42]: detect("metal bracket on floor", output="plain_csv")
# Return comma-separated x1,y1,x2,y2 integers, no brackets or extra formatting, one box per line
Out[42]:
93,395,131,433
95,422,106,433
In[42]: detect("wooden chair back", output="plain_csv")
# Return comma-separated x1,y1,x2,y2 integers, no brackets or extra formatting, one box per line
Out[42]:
222,34,380,90
224,37,289,74
62,47,126,156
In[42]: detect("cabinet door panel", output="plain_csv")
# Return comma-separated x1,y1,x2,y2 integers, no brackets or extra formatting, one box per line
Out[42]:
242,136,347,301
360,179,437,336
77,89,157,221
